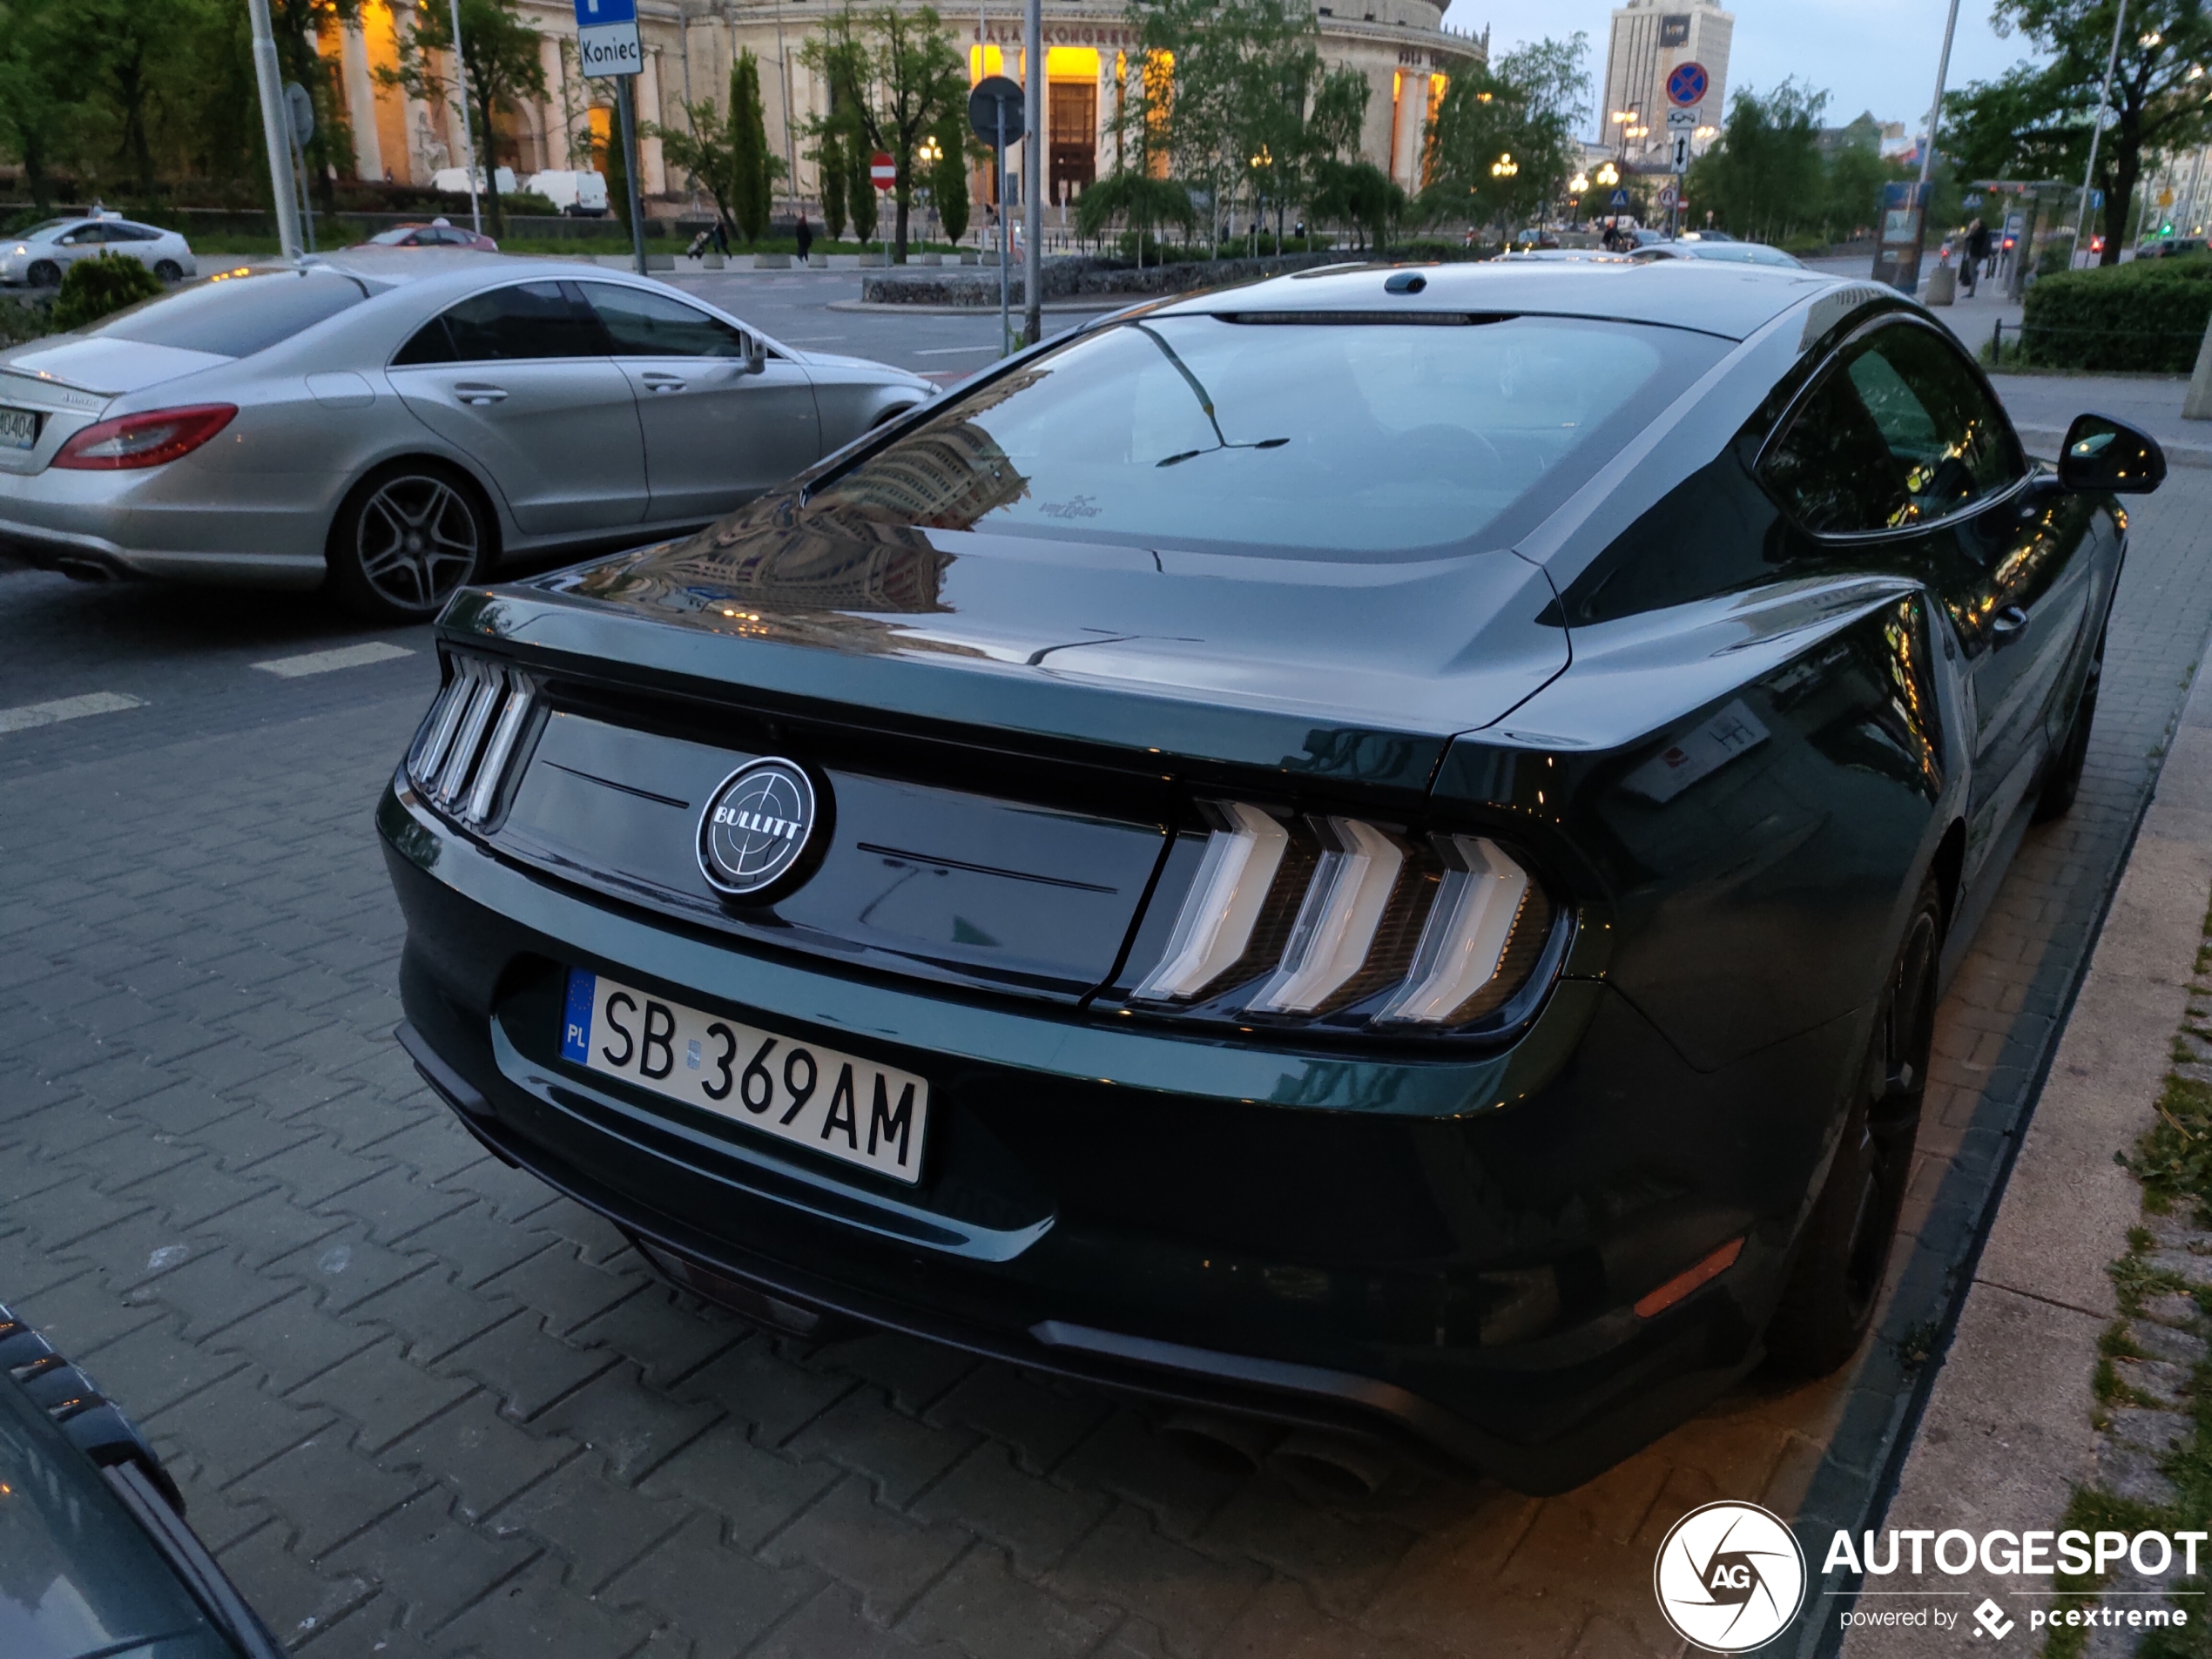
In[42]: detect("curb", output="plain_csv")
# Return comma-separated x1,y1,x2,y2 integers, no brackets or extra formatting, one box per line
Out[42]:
1832,611,2212,1655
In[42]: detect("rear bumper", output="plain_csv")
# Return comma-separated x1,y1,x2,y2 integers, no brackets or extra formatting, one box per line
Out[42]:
381,772,1859,1494
0,471,331,589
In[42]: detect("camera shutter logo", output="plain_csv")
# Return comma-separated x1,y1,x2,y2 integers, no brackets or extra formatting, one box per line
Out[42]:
698,759,819,898
1653,1501,1807,1652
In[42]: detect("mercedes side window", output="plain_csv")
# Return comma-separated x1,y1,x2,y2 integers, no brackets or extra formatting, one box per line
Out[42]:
1762,321,2024,535
581,283,752,358
398,280,605,366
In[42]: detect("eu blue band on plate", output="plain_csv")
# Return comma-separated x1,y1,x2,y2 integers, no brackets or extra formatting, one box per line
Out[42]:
561,969,596,1063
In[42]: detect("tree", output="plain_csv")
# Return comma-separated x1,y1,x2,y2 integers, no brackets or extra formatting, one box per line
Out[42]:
1123,0,1324,253
728,50,773,242
847,140,879,242
1975,0,2212,262
1682,79,1829,243
816,127,849,239
653,104,738,231
1422,38,1591,236
382,0,549,236
1310,158,1404,250
800,4,965,259
1074,169,1196,261
0,0,75,212
931,113,970,244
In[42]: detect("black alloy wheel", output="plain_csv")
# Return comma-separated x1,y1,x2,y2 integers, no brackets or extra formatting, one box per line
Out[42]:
26,260,59,287
2033,630,2104,822
328,462,490,622
154,260,183,281
1764,875,1942,1377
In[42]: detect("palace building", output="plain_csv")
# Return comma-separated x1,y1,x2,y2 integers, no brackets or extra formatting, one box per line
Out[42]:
320,0,1484,215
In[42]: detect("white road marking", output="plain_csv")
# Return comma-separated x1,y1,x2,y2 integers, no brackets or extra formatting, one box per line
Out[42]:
914,345,1000,356
0,691,145,733
252,641,415,678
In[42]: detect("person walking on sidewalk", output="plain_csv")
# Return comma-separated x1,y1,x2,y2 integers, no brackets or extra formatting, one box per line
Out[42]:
795,213,813,263
1965,218,1991,297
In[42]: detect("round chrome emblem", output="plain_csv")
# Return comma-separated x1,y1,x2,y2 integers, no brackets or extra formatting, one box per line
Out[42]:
697,759,820,899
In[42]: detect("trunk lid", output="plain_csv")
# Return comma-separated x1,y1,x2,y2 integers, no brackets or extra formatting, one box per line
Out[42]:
489,510,1568,793
0,335,230,400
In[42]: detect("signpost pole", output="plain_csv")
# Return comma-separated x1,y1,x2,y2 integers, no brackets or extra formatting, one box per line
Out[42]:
617,75,649,275
1022,0,1042,346
998,105,1010,352
2075,0,2130,261
246,0,303,261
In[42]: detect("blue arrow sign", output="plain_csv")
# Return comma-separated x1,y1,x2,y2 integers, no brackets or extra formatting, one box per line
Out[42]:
1667,62,1708,108
576,0,636,26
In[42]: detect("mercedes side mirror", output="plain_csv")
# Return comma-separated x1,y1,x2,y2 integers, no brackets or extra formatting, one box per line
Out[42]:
744,334,767,376
2057,413,2166,495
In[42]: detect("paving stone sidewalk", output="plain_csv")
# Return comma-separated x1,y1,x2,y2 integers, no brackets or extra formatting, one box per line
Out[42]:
4,474,2212,1659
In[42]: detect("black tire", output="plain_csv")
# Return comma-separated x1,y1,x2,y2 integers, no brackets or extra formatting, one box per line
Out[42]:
26,260,59,287
2033,635,2102,822
1764,875,1942,1377
327,461,492,623
153,260,182,282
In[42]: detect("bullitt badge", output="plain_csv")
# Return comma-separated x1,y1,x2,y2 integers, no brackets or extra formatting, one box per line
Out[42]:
697,758,822,899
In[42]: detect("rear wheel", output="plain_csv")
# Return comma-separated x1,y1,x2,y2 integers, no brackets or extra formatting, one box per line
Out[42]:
327,461,491,622
26,260,59,287
1764,876,1941,1377
153,260,182,282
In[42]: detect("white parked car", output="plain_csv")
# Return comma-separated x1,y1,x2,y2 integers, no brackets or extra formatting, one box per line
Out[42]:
525,170,610,217
3,217,197,287
430,166,519,197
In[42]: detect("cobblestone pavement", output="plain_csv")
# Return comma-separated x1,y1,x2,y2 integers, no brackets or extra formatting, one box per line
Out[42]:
4,471,2212,1659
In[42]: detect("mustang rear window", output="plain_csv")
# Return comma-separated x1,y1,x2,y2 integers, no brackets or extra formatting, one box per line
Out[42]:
805,313,1724,557
87,270,368,359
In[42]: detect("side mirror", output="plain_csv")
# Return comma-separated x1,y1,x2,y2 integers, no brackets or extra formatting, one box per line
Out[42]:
744,334,767,376
2056,412,2166,495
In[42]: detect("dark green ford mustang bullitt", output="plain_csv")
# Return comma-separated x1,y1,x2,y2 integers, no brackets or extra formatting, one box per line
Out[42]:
379,260,2163,1493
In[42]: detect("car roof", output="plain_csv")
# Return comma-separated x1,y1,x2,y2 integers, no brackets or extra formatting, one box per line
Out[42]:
1150,259,1854,341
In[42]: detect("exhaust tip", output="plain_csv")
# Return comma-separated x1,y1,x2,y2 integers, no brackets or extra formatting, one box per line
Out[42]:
1267,1429,1399,1497
1156,1409,1281,1474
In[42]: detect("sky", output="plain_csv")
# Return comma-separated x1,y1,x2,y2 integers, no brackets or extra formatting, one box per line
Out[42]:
1438,1,2045,140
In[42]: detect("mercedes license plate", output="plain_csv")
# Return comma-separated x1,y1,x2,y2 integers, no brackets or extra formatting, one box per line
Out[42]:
559,968,928,1184
0,408,37,450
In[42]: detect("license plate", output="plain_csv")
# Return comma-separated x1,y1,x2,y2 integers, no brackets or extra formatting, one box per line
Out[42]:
0,408,36,450
559,968,928,1184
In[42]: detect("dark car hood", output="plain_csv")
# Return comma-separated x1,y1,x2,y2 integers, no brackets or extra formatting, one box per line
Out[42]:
475,511,1568,792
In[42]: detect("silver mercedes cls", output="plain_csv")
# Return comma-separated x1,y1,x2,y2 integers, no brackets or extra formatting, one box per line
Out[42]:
0,251,934,618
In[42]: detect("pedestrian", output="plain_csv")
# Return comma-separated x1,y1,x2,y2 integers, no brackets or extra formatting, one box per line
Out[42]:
1964,218,1990,296
794,212,813,262
711,219,730,257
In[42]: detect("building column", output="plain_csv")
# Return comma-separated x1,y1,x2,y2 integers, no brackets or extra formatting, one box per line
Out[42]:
340,20,384,180
639,49,667,193
540,34,570,171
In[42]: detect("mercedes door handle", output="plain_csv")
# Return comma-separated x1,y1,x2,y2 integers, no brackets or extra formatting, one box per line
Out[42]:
1991,604,2031,647
454,383,508,406
640,373,688,393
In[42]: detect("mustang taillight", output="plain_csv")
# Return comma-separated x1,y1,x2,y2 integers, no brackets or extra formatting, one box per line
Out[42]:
1133,803,1555,1032
406,652,536,829
51,404,236,469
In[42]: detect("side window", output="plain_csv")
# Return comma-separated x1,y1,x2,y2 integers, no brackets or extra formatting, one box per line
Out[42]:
1762,322,2024,535
429,281,605,361
59,225,103,246
581,283,752,358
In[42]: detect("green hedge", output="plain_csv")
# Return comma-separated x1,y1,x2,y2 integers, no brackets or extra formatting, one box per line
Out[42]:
50,253,165,333
2020,260,2212,373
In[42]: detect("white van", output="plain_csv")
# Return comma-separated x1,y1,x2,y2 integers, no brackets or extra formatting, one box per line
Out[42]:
430,165,518,197
524,171,610,218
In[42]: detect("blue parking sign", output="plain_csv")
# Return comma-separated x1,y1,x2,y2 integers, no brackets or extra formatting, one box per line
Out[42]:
576,0,635,24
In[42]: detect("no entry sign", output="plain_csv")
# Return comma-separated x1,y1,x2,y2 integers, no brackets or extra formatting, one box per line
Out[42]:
870,152,895,192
